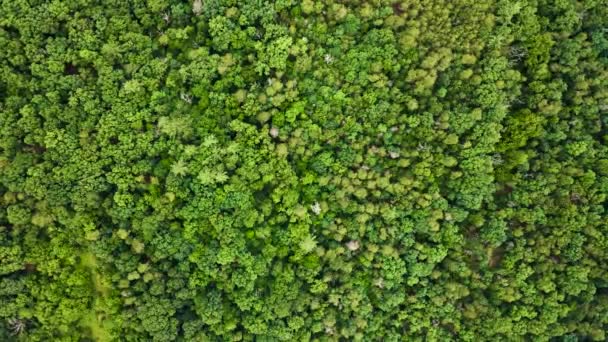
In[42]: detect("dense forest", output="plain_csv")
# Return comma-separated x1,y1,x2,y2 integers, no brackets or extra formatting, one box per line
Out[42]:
1,0,607,340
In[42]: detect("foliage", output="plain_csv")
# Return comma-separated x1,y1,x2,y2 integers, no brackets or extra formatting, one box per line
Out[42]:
0,0,607,340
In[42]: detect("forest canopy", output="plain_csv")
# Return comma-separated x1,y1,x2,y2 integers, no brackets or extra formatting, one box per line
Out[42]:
1,0,608,340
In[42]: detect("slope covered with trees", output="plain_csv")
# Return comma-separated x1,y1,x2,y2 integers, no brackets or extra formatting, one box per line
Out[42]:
1,0,607,340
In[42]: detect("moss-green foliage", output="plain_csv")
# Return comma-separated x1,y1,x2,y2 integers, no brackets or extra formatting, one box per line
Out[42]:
1,0,607,340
